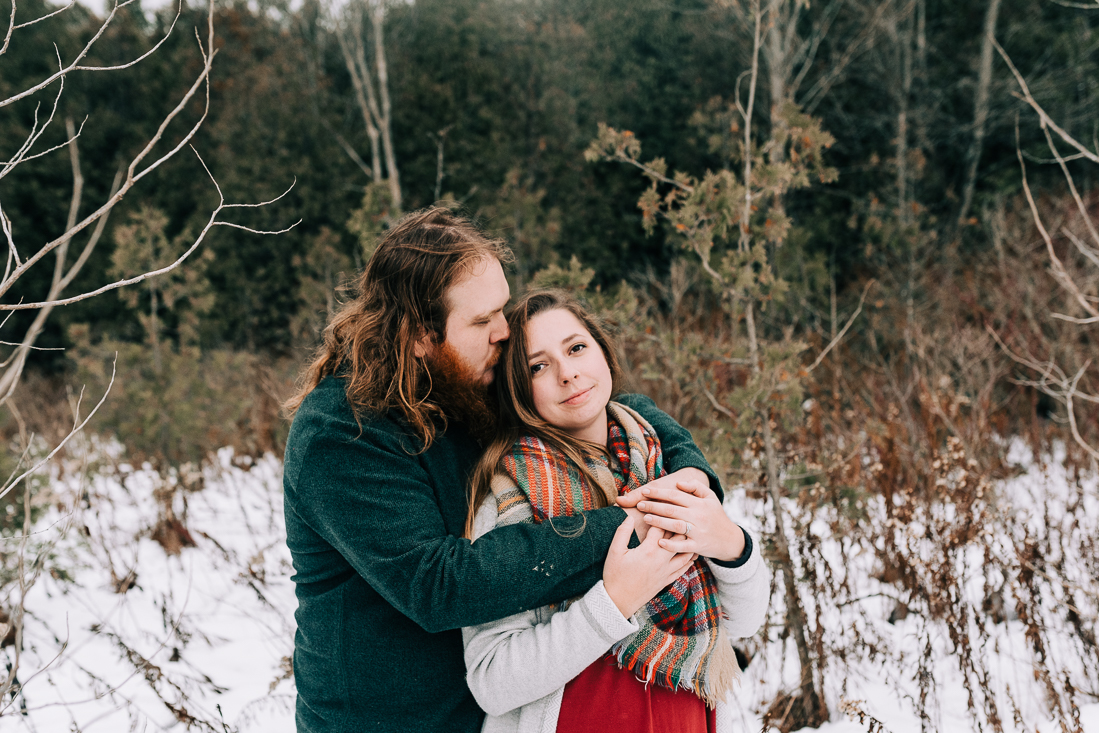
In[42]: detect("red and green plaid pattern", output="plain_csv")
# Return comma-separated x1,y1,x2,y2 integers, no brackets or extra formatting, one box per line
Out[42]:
497,402,737,707
501,437,596,522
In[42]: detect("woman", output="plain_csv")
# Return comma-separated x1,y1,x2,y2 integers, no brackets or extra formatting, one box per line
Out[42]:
462,290,770,733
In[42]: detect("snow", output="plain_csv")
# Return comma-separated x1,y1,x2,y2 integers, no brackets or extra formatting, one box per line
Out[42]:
5,443,296,732
3,437,1097,732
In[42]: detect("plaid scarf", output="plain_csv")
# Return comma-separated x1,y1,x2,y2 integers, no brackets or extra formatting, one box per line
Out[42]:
491,402,740,707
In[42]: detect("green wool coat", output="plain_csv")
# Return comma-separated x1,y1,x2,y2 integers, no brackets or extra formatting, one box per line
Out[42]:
283,376,720,733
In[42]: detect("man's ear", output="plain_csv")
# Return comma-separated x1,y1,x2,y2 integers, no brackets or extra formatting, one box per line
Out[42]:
413,332,436,359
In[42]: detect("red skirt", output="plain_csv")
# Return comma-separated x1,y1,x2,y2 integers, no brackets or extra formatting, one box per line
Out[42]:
555,655,716,733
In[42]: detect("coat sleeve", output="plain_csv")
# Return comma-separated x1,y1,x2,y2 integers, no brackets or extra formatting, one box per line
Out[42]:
617,393,724,500
462,495,640,717
286,420,626,633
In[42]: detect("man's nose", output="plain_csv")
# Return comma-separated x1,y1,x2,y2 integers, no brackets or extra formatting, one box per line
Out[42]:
489,313,509,343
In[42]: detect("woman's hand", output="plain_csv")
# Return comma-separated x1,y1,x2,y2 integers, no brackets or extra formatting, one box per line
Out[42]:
620,503,651,544
602,517,696,618
621,480,746,562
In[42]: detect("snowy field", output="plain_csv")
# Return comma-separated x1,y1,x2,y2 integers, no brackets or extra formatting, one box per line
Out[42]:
2,438,1097,732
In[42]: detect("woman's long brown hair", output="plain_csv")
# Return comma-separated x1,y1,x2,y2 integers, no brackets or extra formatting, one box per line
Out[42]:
284,206,512,450
465,290,624,538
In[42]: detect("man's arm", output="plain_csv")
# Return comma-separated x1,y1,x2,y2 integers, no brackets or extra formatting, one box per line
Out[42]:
287,421,625,634
618,393,723,501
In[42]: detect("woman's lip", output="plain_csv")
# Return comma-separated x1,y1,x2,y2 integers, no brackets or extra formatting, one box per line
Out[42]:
562,387,593,405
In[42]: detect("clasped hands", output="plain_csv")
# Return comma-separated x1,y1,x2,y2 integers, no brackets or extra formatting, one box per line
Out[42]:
617,468,746,564
602,468,746,617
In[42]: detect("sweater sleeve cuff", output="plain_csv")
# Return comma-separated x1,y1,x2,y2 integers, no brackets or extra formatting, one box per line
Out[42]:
706,528,759,583
577,580,641,646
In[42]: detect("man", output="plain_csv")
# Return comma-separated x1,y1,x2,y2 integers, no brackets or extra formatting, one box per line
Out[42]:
282,207,722,732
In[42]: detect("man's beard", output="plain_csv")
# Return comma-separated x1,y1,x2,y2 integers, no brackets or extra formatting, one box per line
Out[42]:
425,343,500,443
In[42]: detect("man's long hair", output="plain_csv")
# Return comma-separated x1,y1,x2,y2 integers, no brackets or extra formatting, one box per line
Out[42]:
285,206,513,449
465,289,624,537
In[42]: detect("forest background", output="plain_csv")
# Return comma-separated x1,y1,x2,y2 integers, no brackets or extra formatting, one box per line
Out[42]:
1,0,1098,730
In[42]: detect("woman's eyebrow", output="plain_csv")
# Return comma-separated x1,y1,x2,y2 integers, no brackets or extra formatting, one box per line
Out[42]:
527,334,584,361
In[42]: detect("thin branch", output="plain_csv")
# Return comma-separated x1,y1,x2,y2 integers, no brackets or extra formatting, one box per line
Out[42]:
1,0,16,58
0,1,181,110
0,74,68,184
1051,312,1099,324
13,0,75,30
1038,126,1099,261
701,383,736,420
0,116,87,170
58,169,122,293
1014,120,1099,318
1,202,19,268
739,0,761,253
0,340,63,350
0,10,217,302
331,128,374,180
995,37,1099,165
1065,362,1099,462
988,325,1099,405
0,153,298,311
610,151,694,192
0,356,116,504
806,279,875,373
1021,149,1095,165
1061,228,1099,271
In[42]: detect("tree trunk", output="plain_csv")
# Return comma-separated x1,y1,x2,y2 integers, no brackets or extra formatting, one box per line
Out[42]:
372,1,401,212
958,0,1003,227
746,299,826,724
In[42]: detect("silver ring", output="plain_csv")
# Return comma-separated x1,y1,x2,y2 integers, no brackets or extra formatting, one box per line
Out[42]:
684,522,693,538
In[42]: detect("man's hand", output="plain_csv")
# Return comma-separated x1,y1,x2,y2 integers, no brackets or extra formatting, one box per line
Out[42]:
617,468,710,508
622,478,746,563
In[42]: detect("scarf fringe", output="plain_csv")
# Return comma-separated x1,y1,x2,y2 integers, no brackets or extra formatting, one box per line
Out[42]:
610,620,741,709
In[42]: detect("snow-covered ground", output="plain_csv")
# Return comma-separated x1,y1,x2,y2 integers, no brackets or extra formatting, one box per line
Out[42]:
4,443,296,732
2,438,1097,732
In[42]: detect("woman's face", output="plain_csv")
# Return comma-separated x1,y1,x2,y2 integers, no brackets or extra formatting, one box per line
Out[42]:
524,308,613,444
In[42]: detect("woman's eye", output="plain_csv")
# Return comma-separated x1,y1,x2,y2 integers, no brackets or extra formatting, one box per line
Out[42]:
529,363,545,375
568,343,586,355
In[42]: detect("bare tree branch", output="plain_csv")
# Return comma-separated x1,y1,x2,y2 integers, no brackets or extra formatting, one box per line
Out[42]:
0,154,299,311
0,0,181,110
0,20,218,303
1066,362,1099,462
1014,122,1099,318
806,279,875,373
995,37,1099,165
0,357,116,504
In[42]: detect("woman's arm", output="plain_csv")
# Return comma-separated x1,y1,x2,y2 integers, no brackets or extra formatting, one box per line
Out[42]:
462,581,638,716
463,494,639,716
462,494,694,716
705,530,771,639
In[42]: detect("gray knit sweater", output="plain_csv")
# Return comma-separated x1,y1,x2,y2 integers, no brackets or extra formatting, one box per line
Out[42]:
462,493,771,733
